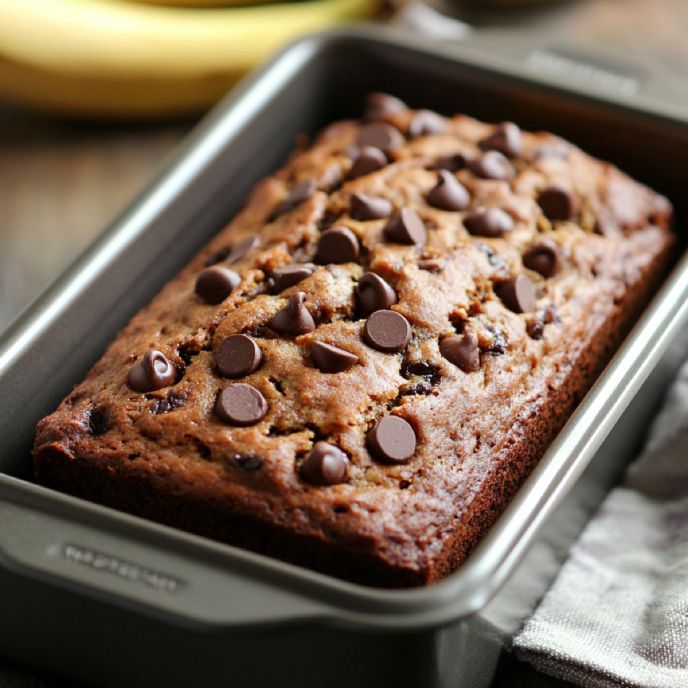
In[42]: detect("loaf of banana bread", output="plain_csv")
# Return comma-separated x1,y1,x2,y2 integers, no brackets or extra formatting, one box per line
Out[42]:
33,94,674,587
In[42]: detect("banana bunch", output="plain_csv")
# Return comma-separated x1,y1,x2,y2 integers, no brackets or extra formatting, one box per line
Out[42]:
0,0,378,117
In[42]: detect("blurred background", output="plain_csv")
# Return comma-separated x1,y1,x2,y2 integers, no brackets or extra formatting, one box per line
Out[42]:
0,1,686,684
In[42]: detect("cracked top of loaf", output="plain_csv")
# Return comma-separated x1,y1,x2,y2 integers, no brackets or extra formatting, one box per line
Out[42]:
34,94,673,585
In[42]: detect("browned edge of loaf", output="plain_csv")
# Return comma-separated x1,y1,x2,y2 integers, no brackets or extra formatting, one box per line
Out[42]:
31,103,676,589
32,240,673,588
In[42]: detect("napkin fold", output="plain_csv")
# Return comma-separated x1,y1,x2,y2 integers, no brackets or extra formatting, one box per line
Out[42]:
513,360,688,688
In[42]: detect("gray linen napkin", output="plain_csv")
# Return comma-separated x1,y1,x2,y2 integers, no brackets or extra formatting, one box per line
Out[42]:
513,359,688,688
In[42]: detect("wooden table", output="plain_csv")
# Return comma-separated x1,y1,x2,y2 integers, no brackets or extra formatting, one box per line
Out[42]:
0,99,574,688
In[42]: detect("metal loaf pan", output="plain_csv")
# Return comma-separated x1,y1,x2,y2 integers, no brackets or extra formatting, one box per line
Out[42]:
1,26,688,688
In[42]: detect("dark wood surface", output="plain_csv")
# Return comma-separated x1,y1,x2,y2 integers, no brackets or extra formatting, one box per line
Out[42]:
0,101,571,688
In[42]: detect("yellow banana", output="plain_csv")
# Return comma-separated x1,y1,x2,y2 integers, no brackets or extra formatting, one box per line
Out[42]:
0,0,377,117
121,0,278,6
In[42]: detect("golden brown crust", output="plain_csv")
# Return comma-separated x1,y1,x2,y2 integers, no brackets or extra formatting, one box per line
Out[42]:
33,105,674,587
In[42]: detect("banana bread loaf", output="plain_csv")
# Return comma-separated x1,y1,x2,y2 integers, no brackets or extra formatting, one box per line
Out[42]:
33,94,674,587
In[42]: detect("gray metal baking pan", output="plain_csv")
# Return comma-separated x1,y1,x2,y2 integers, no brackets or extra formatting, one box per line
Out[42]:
1,25,688,688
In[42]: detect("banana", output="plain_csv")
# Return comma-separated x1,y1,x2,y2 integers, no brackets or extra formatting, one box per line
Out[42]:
123,0,278,6
0,0,378,117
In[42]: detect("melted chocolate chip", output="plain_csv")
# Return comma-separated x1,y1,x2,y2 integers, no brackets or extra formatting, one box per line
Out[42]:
384,208,427,245
479,122,522,158
177,342,201,366
315,226,360,264
426,170,470,211
150,390,187,415
356,272,397,315
214,383,268,426
272,263,316,291
88,407,110,435
401,360,440,386
496,275,537,313
195,266,241,304
537,184,577,221
348,146,387,180
355,122,404,152
469,151,514,180
232,453,264,471
364,92,407,121
215,334,262,379
204,246,231,266
311,342,359,373
432,152,467,172
270,292,316,335
271,179,316,219
350,193,393,220
523,240,562,278
227,234,261,264
364,310,411,353
367,415,416,464
440,332,480,372
408,110,446,137
300,442,349,485
464,208,514,238
128,350,177,393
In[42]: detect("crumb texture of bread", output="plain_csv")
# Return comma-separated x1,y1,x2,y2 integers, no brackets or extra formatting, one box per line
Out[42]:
33,97,674,587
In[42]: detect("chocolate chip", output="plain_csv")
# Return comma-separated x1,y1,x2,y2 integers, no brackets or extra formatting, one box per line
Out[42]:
409,110,446,137
364,92,407,121
311,342,359,373
432,152,467,172
479,122,522,158
367,415,416,464
355,122,404,152
526,316,545,340
349,146,387,180
195,266,241,304
214,383,268,426
496,275,537,313
356,272,397,314
272,263,316,291
88,407,109,435
227,234,261,264
271,179,316,219
469,151,514,180
128,349,177,392
426,170,470,211
315,226,360,264
401,360,440,385
364,310,411,353
464,208,514,238
232,454,264,471
300,442,349,485
384,208,427,245
523,240,562,278
537,184,577,220
350,193,393,220
440,332,480,372
270,291,316,335
215,334,262,378
150,390,187,415
204,246,231,266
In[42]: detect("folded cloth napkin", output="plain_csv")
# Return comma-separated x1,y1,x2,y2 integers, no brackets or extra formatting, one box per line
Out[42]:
513,360,688,688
